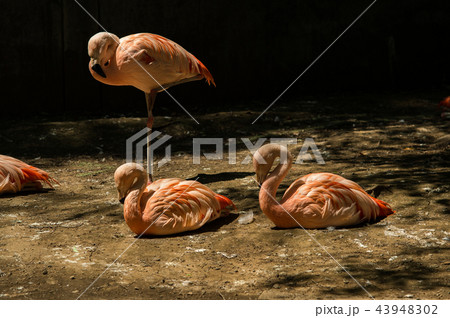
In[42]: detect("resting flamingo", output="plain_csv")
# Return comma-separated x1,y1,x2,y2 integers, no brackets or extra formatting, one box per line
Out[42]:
88,32,215,181
0,155,58,195
114,163,234,236
253,144,394,229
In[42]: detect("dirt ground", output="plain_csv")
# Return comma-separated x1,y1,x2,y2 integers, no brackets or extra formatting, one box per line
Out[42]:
0,92,449,300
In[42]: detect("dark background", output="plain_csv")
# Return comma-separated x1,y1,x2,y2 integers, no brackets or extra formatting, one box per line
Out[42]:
1,0,449,118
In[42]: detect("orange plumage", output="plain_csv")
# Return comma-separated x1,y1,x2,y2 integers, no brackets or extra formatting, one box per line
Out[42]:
253,144,394,229
439,96,450,108
0,155,58,194
87,32,215,179
215,193,236,211
439,96,450,119
87,32,214,92
114,163,235,236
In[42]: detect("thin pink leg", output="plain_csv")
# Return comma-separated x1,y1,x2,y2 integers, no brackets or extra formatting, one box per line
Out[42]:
145,90,157,183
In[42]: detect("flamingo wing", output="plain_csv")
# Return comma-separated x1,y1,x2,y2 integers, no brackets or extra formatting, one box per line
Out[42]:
116,33,215,91
0,155,58,194
282,173,394,228
139,178,231,235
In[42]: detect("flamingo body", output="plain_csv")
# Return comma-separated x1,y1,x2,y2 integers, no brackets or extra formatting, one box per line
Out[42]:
88,32,215,180
88,32,215,93
253,144,394,229
0,155,58,194
114,163,234,236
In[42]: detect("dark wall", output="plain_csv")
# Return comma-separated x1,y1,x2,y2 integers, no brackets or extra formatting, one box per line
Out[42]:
1,0,449,117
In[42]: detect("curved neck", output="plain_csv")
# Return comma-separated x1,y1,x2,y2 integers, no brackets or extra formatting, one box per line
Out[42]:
259,157,292,223
124,172,148,231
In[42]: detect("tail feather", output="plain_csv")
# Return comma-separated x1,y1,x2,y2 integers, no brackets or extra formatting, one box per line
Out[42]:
194,57,216,87
372,196,395,219
21,166,59,189
0,155,59,194
215,193,235,211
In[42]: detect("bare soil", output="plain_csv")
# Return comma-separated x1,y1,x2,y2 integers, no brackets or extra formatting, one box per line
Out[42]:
0,92,449,299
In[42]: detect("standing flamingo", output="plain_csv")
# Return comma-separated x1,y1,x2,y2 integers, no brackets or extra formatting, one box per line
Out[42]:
88,32,215,181
0,155,58,195
114,163,234,236
253,144,394,229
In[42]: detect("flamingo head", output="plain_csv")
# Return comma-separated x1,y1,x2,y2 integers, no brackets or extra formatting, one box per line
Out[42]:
88,32,120,79
253,143,292,186
114,163,147,204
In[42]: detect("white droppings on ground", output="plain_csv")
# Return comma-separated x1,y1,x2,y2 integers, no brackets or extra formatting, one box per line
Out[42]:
108,263,130,274
233,280,248,286
238,211,254,225
164,262,179,267
217,251,237,259
3,214,18,218
353,238,368,249
272,265,285,271
384,225,448,247
81,262,96,268
180,280,192,287
28,221,86,228
29,235,41,241
186,247,207,253
64,259,77,264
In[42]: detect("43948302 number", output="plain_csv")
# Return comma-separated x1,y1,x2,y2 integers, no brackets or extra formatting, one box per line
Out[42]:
376,304,438,315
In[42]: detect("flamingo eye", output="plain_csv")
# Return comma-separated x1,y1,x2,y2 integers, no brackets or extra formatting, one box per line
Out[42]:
104,60,110,66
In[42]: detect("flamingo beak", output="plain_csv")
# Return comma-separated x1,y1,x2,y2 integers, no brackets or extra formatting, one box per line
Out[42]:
117,188,126,204
91,62,106,78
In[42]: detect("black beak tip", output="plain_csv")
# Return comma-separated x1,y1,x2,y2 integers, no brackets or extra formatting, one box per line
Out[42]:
119,198,125,204
91,63,106,78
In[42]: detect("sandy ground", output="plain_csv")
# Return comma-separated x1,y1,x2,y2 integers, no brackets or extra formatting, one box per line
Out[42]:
0,92,449,299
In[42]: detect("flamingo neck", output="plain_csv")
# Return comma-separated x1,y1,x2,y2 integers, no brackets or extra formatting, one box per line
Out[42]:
259,160,292,225
123,173,148,234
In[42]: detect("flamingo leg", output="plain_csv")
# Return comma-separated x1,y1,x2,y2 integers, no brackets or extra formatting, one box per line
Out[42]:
145,90,157,182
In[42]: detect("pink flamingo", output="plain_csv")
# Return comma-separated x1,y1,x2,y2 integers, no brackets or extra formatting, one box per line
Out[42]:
0,155,58,194
253,144,394,228
88,32,215,180
114,163,234,236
